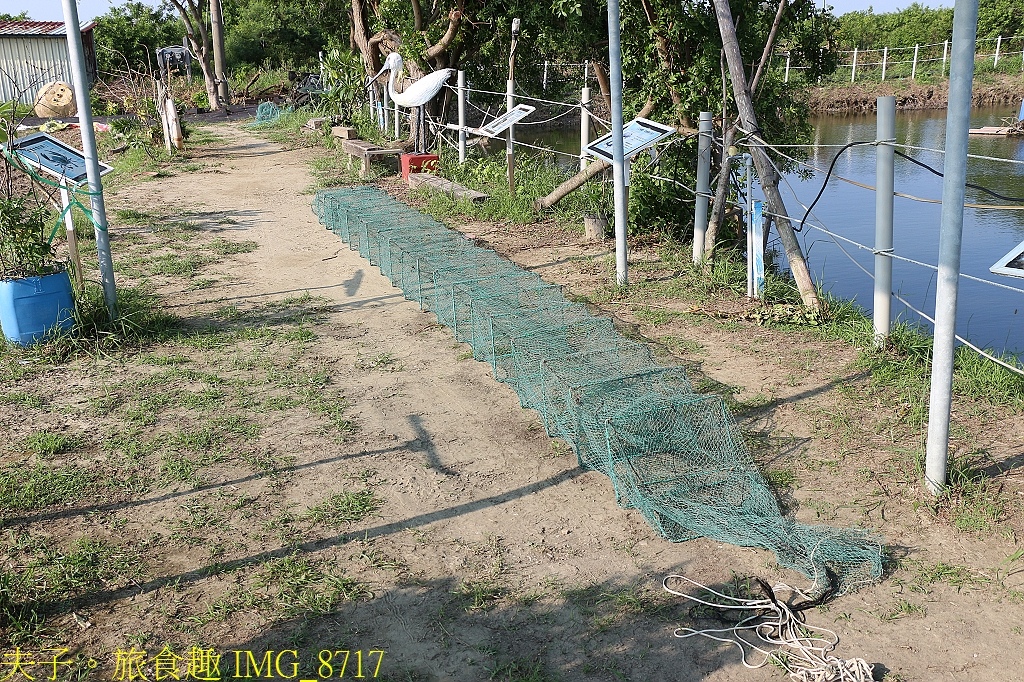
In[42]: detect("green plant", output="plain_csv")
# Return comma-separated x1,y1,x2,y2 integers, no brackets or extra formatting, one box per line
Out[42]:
0,196,63,279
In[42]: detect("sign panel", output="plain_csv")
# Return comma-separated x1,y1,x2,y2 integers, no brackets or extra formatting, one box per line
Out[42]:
586,117,676,162
5,132,113,186
991,238,1024,279
476,104,536,138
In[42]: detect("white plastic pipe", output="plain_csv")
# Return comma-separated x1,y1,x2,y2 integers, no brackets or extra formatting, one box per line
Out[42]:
458,71,467,164
874,96,895,347
580,86,591,173
607,0,628,285
692,112,713,263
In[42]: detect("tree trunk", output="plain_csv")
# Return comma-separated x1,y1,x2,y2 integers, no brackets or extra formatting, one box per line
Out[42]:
168,0,221,111
704,124,736,260
712,0,820,310
535,160,610,211
591,62,612,114
750,0,788,95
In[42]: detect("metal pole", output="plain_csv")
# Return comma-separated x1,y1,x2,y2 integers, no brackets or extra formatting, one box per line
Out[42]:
693,111,713,263
580,86,591,173
60,0,117,320
607,0,628,286
751,200,764,297
506,79,515,193
458,71,467,164
543,60,549,91
394,101,399,138
912,44,920,79
995,34,1002,66
881,46,888,81
583,60,589,87
851,48,858,82
745,154,753,298
874,96,895,347
785,53,791,82
382,87,390,134
925,0,979,495
942,39,949,76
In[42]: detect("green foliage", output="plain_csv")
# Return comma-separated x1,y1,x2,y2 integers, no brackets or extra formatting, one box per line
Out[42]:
94,1,184,75
222,0,351,69
836,3,953,50
0,197,62,280
317,48,367,123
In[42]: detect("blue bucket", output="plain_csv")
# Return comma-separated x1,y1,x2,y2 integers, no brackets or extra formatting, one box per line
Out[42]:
0,271,76,346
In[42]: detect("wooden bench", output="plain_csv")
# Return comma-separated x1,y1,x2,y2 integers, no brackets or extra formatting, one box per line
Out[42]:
340,139,403,177
408,172,489,203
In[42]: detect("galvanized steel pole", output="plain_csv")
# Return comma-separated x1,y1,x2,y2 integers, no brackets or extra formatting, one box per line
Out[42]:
607,0,629,286
457,71,467,164
874,96,895,347
693,112,713,263
925,0,979,495
61,0,117,320
580,86,591,173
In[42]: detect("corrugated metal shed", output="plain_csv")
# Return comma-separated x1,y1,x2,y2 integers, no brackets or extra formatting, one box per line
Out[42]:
0,21,98,106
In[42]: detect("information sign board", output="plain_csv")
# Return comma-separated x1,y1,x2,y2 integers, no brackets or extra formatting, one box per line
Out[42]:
6,132,113,186
586,117,676,162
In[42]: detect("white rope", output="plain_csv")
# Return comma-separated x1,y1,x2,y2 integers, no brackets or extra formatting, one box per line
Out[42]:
664,575,872,682
896,142,1024,167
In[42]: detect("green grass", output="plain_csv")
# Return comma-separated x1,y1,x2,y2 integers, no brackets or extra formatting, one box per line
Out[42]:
22,430,82,457
303,490,381,528
0,465,96,510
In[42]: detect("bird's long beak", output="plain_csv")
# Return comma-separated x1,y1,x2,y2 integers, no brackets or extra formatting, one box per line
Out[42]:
366,64,388,90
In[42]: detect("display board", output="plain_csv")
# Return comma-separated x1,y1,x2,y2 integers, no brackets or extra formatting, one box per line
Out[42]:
586,117,676,162
6,132,112,185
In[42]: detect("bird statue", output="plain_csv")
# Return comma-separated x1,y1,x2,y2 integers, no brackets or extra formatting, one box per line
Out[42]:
366,52,455,153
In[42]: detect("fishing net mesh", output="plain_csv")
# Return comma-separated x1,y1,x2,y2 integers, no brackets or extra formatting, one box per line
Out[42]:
313,186,884,594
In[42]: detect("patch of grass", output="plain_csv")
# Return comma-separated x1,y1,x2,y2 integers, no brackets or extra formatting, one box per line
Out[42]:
257,555,371,617
22,431,83,457
115,208,154,225
454,578,506,611
0,392,46,408
934,453,1005,533
489,659,556,682
0,465,96,510
877,598,926,621
209,238,259,256
303,490,381,528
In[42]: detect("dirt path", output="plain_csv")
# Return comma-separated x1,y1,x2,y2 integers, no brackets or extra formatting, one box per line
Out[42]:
6,123,1022,681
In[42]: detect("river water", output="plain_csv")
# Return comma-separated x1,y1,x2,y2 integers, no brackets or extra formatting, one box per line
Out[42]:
789,107,1024,357
522,106,1024,357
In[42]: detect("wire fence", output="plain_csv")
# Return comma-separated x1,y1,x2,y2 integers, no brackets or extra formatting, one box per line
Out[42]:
368,74,1024,373
778,34,1024,83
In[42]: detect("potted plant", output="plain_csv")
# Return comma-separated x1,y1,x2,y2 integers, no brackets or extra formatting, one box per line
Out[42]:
0,177,75,347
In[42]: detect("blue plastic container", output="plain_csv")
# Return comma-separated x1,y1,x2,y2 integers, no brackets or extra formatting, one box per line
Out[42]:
0,271,76,346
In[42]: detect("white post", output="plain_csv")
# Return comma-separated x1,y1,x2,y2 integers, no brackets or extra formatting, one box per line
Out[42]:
543,60,549,91
745,154,753,298
926,0,980,495
506,79,515,193
394,102,399,138
874,96,895,347
583,60,589,86
692,111,713,263
995,34,1002,66
59,184,83,292
751,200,764,298
881,46,889,81
580,86,591,172
382,86,390,134
458,70,467,164
61,0,117,319
912,43,920,79
784,53,791,82
943,39,949,76
607,0,628,286
851,48,858,82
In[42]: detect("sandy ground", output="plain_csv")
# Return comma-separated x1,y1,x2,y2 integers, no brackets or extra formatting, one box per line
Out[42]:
11,122,1023,681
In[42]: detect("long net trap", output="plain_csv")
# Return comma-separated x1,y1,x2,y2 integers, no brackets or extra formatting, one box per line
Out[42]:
313,186,884,595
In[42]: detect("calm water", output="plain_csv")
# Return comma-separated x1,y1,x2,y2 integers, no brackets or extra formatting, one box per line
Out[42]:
789,108,1024,357
523,107,1024,356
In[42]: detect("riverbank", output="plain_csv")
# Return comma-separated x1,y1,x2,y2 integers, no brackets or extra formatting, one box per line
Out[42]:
805,72,1024,112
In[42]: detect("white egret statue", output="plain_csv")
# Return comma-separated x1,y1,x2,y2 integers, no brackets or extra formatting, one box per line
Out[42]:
367,52,455,152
